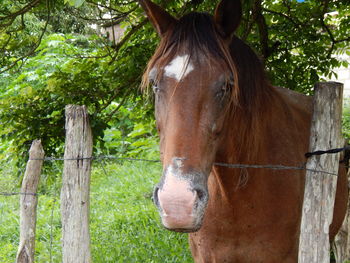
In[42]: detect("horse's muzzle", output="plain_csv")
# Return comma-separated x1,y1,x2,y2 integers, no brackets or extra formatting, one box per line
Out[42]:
153,172,209,233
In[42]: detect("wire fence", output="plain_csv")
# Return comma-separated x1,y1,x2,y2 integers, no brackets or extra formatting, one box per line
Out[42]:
0,188,59,263
0,146,348,263
1,145,349,198
0,154,166,262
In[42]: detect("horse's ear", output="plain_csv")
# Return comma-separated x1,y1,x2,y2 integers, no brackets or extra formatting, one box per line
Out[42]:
214,0,242,39
138,0,177,37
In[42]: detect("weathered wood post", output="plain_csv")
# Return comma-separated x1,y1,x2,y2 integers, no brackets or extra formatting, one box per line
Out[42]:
16,139,45,263
333,164,350,262
298,82,343,263
61,105,92,263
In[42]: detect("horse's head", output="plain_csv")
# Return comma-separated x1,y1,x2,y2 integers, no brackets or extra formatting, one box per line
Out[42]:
139,0,242,232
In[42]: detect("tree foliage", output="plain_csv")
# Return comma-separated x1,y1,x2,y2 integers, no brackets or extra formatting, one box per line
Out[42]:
0,0,349,162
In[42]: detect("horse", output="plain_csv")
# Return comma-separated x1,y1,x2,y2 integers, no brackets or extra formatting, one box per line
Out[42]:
138,0,348,262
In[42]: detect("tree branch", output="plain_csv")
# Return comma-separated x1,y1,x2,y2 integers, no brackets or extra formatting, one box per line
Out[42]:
262,7,300,27
319,0,336,58
241,8,255,42
85,0,134,14
0,0,50,73
254,0,270,59
104,88,134,123
0,0,42,28
108,18,147,63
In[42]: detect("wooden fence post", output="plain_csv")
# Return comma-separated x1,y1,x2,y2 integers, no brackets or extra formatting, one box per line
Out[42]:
298,82,344,263
16,140,45,263
333,167,350,262
61,105,92,263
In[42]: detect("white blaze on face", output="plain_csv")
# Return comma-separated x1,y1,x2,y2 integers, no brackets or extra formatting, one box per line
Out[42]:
164,55,194,81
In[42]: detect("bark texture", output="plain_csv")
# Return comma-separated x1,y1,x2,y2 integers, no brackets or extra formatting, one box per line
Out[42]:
61,105,92,263
298,82,343,263
16,140,44,263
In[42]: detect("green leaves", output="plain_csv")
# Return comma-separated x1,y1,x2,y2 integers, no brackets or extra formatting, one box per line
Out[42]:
0,33,110,161
0,27,157,165
239,0,350,93
343,99,350,141
64,0,85,8
0,0,349,168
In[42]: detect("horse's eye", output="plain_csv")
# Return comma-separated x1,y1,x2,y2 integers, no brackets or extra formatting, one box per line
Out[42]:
152,85,160,94
215,76,234,99
216,83,232,99
149,78,159,93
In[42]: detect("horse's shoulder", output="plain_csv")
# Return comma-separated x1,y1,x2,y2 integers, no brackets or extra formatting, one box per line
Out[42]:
272,86,312,114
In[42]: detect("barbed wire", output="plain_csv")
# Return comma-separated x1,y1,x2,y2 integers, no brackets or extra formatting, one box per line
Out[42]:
26,145,349,163
35,154,341,176
1,147,347,197
212,163,338,176
30,156,161,163
0,192,37,196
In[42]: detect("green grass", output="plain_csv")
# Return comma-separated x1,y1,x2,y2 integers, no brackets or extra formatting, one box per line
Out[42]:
0,161,193,263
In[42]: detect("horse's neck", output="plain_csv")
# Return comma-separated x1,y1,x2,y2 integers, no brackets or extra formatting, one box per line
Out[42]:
214,85,312,193
212,88,282,197
217,86,274,164
219,86,311,162
213,36,313,196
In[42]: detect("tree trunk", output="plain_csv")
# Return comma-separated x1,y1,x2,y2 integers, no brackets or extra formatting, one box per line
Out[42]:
298,82,343,263
61,105,93,263
16,140,45,263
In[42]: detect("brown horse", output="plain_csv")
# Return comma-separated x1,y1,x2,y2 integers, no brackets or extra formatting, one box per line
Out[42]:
138,0,348,262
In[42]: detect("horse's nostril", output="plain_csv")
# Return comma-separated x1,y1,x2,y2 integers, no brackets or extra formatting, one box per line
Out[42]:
153,186,160,207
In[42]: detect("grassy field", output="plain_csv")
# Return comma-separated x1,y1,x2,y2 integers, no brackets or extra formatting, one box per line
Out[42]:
0,161,193,263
